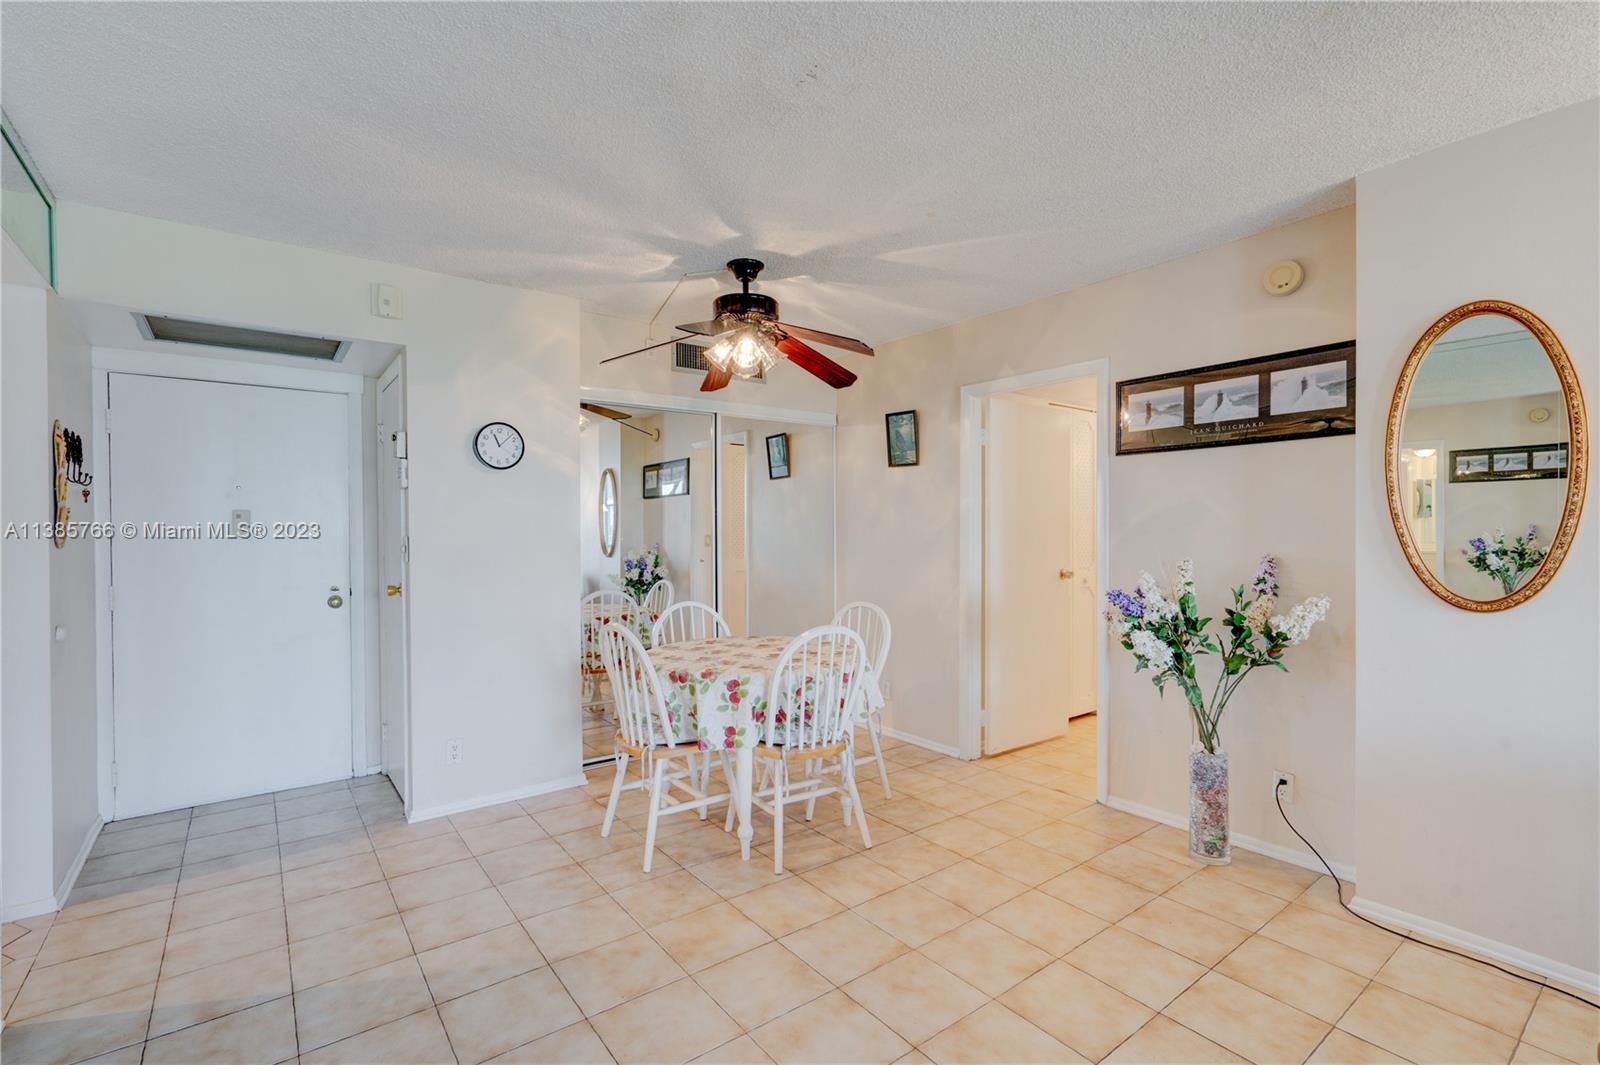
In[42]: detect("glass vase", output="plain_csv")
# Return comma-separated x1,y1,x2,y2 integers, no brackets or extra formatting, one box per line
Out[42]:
1188,747,1231,864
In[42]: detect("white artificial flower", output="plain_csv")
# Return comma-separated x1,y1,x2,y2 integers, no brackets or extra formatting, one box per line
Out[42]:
1137,572,1180,623
1105,612,1131,638
1271,595,1331,646
1175,558,1196,599
1130,630,1175,671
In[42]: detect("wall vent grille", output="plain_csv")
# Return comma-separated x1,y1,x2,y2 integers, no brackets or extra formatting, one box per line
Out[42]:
137,314,349,361
672,341,764,382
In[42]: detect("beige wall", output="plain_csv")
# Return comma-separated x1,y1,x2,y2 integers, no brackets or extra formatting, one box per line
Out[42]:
838,207,1358,866
1354,100,1598,983
723,418,837,637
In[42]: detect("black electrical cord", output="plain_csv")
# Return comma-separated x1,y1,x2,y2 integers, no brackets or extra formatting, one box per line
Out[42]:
1273,782,1592,1007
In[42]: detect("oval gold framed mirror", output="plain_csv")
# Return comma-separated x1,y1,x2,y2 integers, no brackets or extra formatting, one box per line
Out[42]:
1386,300,1587,611
598,467,618,558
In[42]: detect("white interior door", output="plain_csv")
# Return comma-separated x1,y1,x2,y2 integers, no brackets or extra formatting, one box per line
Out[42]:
377,363,410,803
984,395,1077,754
1064,407,1097,718
109,373,353,816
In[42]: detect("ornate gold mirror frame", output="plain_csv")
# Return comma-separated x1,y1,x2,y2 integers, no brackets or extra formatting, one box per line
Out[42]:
598,467,619,558
1385,300,1588,611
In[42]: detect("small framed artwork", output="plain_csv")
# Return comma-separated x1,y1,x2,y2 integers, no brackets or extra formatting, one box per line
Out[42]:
886,410,920,467
1450,443,1567,483
766,433,791,479
1116,339,1356,455
642,457,690,498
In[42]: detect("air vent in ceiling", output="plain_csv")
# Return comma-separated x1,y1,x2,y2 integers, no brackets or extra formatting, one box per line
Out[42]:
137,315,349,361
672,341,764,382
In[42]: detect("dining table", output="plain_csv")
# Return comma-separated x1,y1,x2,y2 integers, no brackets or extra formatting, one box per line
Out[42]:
647,634,884,859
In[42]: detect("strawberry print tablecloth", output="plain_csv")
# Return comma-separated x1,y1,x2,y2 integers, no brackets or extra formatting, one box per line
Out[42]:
648,636,883,751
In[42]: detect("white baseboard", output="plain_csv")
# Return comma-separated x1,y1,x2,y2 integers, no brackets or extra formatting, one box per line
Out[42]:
1350,896,1599,995
880,726,961,759
2,816,103,923
407,774,588,824
3,894,60,923
1103,794,1357,881
54,817,104,908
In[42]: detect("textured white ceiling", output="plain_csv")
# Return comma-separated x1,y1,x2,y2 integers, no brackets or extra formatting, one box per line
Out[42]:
3,2,1595,345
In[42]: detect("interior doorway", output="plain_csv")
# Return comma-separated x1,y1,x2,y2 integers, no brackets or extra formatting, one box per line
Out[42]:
984,384,1098,755
959,360,1109,800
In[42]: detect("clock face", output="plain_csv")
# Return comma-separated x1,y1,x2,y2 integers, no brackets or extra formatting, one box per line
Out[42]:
474,422,524,469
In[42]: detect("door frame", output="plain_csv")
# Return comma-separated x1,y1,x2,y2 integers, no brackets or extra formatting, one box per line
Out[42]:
957,358,1110,803
92,347,371,821
376,354,412,811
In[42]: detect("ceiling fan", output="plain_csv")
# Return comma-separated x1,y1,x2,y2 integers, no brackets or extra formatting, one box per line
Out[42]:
599,258,874,392
579,401,660,440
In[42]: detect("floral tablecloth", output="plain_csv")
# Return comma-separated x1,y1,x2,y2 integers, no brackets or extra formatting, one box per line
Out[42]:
582,604,657,665
649,636,883,751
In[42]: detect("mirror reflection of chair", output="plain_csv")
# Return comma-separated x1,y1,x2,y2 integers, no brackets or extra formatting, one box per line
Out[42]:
580,590,635,718
651,600,732,647
596,623,733,872
833,601,893,798
736,624,874,874
641,579,674,620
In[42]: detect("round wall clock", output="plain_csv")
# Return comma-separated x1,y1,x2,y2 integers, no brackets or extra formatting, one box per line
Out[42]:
474,422,524,469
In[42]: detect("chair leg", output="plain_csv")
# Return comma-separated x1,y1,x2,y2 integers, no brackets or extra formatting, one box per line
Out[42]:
601,753,628,837
718,751,738,832
843,750,872,848
772,761,786,876
693,753,710,820
643,758,666,873
870,713,892,799
804,759,818,821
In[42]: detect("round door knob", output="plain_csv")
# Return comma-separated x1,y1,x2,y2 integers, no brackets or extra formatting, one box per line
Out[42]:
1059,569,1075,580
327,593,345,609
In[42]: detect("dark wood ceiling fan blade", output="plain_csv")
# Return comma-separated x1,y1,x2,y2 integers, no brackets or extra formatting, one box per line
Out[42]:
775,322,873,356
580,402,633,421
700,364,733,392
777,337,857,389
674,319,738,337
598,333,693,365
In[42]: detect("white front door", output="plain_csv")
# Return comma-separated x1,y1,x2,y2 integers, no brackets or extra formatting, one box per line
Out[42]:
377,363,410,803
984,395,1083,754
109,373,353,816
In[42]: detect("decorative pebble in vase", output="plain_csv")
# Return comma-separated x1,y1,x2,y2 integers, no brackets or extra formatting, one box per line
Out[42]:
1188,748,1230,864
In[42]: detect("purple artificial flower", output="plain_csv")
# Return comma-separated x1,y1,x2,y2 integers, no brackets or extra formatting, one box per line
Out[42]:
1106,589,1144,619
1526,525,1539,542
1252,555,1280,595
1468,537,1488,553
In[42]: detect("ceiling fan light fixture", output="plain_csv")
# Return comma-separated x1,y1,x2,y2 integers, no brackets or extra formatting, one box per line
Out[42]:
705,321,781,379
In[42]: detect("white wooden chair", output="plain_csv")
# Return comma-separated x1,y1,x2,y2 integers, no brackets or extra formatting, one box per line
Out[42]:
833,601,893,798
652,600,731,647
581,590,635,711
597,623,733,871
641,579,675,620
733,625,873,873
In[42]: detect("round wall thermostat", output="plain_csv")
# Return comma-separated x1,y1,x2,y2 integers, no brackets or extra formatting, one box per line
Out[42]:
1529,407,1552,424
1261,260,1305,296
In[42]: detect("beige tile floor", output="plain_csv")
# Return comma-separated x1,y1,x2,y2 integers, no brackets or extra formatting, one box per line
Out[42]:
3,716,1596,1064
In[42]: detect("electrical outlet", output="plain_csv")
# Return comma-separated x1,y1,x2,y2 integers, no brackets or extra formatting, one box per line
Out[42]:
446,739,464,766
1274,771,1295,804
